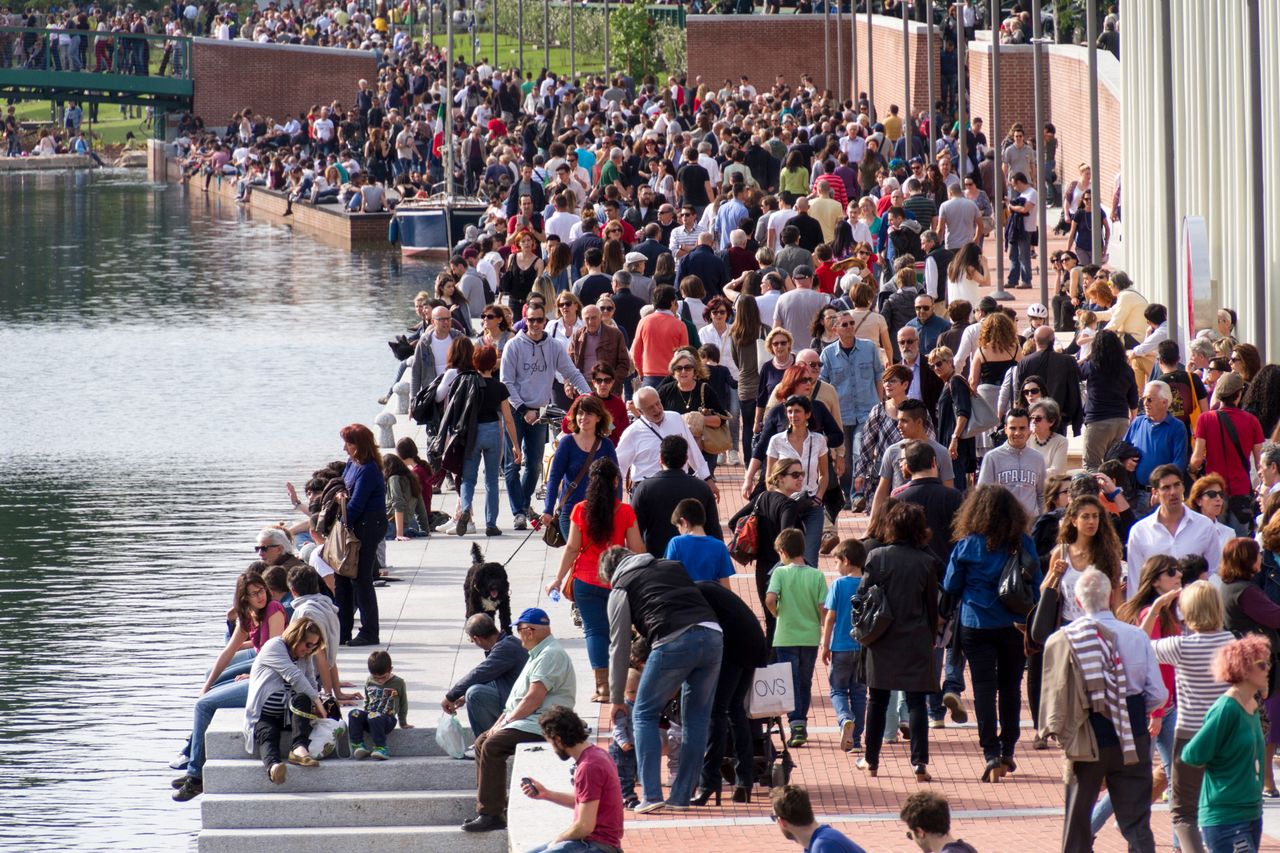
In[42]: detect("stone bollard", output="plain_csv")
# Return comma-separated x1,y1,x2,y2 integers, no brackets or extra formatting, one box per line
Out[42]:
374,411,397,449
393,380,411,415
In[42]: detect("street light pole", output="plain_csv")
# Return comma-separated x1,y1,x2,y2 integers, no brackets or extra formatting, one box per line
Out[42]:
604,0,610,78
867,2,875,120
989,0,1011,301
1031,2,1049,306
836,0,843,103
926,3,935,155
1087,0,1101,263
569,0,575,81
824,0,831,95
493,0,499,68
544,0,549,71
518,0,524,73
850,0,858,106
902,0,911,157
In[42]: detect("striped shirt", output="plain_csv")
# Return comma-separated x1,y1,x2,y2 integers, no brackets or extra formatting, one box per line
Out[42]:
1152,630,1235,738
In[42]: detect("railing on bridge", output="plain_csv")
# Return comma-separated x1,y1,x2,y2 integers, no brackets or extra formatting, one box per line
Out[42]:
0,27,192,78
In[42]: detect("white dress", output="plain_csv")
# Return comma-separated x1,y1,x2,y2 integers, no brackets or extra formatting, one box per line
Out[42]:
949,273,979,308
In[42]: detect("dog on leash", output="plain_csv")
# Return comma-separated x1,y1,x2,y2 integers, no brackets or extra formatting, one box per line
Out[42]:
464,543,512,635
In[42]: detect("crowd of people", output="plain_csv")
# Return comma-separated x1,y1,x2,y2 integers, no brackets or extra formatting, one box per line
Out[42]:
160,0,1279,849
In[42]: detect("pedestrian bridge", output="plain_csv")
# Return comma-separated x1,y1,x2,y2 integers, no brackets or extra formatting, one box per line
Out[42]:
0,27,193,125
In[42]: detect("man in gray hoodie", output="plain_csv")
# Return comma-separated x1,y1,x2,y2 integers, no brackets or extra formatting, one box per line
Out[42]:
498,302,592,529
977,408,1046,518
287,566,353,701
600,547,723,814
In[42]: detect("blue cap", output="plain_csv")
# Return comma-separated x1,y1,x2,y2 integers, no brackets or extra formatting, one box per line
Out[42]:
515,607,550,627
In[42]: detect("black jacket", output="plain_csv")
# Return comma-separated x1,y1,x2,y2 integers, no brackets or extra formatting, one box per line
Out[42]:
791,212,825,253
895,477,964,568
610,287,646,343
882,285,919,362
697,581,768,669
863,543,940,694
1017,348,1084,436
631,469,723,557
675,244,730,297
632,237,667,278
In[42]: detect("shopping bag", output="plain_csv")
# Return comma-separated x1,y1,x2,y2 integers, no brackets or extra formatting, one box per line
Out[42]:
307,717,346,760
435,712,468,759
747,662,795,719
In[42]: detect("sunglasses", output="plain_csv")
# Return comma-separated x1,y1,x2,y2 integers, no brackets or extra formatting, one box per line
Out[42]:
526,317,547,324
674,364,695,373
712,310,728,316
557,302,574,308
1159,567,1181,579
481,313,500,320
254,545,276,553
1024,387,1043,395
1030,415,1047,422
599,305,615,312
592,376,612,383
783,471,803,479
1200,489,1224,500
914,306,931,312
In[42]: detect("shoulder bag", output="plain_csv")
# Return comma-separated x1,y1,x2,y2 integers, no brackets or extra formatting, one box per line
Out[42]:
1216,409,1259,529
543,437,601,548
696,383,733,454
850,582,894,646
322,500,361,579
997,543,1038,616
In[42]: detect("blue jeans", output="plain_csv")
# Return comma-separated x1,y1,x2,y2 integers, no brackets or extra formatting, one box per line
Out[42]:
463,682,504,737
208,648,256,688
828,650,867,747
461,420,502,526
609,738,638,802
572,579,611,669
347,709,397,747
504,416,548,516
525,840,620,853
839,419,866,498
942,645,967,696
185,679,250,778
633,625,723,806
776,646,818,725
1007,231,1033,287
1201,819,1262,853
1092,705,1178,843
798,500,825,568
640,375,666,390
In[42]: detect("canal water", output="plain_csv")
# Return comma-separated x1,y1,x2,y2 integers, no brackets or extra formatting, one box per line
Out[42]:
0,170,439,850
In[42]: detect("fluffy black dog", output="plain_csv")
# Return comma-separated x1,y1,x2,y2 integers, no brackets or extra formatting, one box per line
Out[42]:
464,543,512,635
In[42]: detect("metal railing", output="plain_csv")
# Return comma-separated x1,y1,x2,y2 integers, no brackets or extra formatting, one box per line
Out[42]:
0,27,192,79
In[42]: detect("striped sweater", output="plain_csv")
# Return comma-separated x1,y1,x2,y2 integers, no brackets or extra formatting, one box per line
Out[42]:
1063,617,1137,764
1152,630,1236,738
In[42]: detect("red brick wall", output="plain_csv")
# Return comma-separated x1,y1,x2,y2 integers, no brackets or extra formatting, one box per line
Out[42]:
191,38,376,126
687,14,938,116
967,42,1121,190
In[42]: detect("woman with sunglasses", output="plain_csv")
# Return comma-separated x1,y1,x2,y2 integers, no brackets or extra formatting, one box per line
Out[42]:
171,570,288,801
754,327,796,434
561,364,628,447
659,348,728,474
1187,474,1239,559
928,346,976,489
473,303,514,354
1065,188,1110,267
764,394,830,567
243,617,330,785
736,459,807,644
1027,398,1068,476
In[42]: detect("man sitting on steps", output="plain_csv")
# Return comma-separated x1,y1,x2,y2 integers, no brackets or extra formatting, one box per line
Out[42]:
441,613,529,755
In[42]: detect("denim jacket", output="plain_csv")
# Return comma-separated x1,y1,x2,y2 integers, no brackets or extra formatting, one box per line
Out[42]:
819,338,882,424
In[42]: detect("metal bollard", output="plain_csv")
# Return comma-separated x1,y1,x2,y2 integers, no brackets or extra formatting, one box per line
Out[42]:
374,411,397,449
393,380,411,415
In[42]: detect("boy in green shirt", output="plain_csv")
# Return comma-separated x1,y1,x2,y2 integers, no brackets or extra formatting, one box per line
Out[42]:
766,528,828,748
349,650,412,760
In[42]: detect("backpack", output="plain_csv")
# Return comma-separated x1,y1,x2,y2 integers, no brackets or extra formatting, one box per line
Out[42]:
728,507,760,565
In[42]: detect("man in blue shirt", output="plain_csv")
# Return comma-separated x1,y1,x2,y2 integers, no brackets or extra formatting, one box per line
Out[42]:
1122,379,1188,516
771,784,867,853
713,182,750,251
906,293,951,354
820,310,883,503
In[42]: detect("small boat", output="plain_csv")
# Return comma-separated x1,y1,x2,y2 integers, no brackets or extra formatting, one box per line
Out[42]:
391,194,488,257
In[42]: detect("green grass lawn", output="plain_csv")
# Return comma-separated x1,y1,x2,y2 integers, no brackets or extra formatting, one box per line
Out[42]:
421,33,605,78
13,101,149,149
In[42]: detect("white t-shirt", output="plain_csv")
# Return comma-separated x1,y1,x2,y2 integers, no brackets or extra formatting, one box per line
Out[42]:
429,332,453,373
767,430,829,497
1018,187,1039,234
308,546,336,579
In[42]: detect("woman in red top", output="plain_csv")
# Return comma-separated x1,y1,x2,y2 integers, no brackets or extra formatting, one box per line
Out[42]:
545,458,643,702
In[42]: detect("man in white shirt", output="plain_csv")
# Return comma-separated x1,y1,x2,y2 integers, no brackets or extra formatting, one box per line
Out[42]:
615,387,714,494
754,271,784,328
667,206,706,259
697,142,721,187
312,107,335,156
543,192,577,244
1125,464,1221,596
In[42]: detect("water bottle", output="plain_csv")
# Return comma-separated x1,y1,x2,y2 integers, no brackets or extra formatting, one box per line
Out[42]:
549,588,561,604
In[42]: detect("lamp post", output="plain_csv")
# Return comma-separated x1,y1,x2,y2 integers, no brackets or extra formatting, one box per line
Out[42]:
850,0,858,106
604,0,610,78
926,2,934,155
835,0,843,103
569,0,575,80
543,0,549,71
902,0,911,158
517,0,524,72
989,0,1012,301
1031,3,1049,305
867,2,875,120
1087,0,1101,263
824,0,831,94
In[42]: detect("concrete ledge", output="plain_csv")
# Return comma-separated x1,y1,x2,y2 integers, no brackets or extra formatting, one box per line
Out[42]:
201,790,475,828
203,707,468,760
197,825,507,853
202,755,480,794
507,741,587,853
0,154,97,170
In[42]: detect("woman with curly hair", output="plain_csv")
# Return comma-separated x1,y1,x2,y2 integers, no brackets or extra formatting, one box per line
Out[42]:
1240,363,1280,437
967,311,1020,457
1180,632,1270,853
1079,329,1139,470
545,458,643,702
944,485,1039,782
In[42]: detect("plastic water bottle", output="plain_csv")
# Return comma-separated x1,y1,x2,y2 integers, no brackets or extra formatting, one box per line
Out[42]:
549,588,561,604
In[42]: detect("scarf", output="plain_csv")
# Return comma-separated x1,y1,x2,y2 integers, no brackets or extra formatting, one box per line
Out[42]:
1063,617,1137,764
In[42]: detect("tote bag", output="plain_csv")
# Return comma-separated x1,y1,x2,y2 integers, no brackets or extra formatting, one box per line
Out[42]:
747,662,796,719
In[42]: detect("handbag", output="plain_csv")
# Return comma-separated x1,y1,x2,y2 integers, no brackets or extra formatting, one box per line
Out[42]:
387,334,415,361
322,500,361,579
747,662,795,719
981,214,996,236
850,582,894,645
961,383,999,439
997,545,1038,616
695,384,732,454
728,505,760,565
544,437,601,548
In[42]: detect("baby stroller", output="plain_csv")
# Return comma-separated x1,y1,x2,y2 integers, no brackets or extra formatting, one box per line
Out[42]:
718,716,795,795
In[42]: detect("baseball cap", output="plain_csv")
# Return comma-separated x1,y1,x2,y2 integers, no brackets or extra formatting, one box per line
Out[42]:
624,251,647,266
1027,303,1048,319
792,265,814,279
515,607,550,627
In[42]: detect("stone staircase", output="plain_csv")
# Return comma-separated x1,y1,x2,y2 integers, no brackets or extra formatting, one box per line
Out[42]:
197,708,505,853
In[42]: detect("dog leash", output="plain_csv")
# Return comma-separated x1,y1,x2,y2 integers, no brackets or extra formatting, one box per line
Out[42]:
503,524,541,568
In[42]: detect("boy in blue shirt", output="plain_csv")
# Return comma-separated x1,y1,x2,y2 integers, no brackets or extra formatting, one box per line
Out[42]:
820,539,867,753
664,498,735,586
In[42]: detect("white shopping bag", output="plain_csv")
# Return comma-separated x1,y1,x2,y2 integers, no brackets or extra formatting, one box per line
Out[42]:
308,717,346,760
747,662,795,719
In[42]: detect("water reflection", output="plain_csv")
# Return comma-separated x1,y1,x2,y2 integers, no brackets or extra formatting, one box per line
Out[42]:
0,170,437,850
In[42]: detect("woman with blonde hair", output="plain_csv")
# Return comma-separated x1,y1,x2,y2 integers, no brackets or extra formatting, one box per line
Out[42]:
244,616,329,785
1147,581,1236,851
754,326,796,431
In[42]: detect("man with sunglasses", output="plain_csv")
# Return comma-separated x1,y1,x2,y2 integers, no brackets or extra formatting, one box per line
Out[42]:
667,204,706,260
1123,381,1189,517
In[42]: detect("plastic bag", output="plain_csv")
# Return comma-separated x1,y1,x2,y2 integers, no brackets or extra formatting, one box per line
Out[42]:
435,712,468,759
308,717,346,760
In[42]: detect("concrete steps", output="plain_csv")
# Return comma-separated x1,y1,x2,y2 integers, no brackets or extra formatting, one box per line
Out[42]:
202,708,458,760
201,790,475,828
197,825,506,853
202,755,478,794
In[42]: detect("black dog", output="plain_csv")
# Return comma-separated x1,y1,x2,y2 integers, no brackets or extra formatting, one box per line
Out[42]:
464,543,512,635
